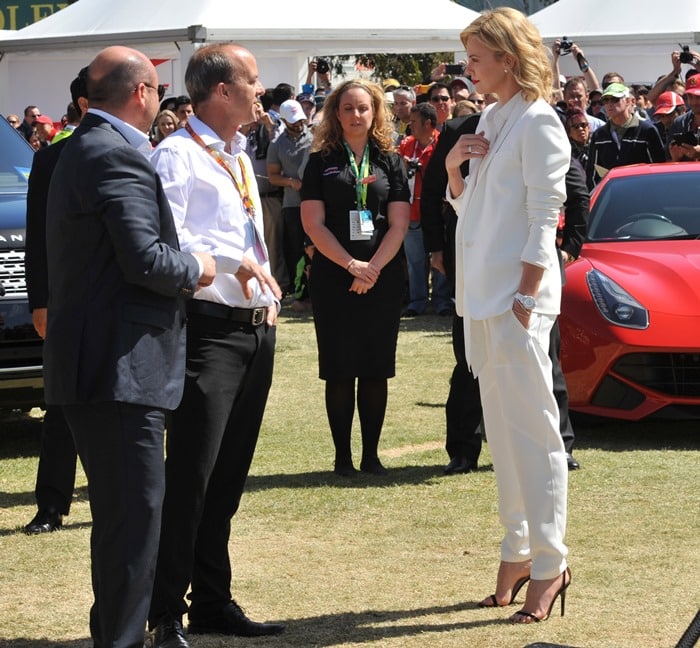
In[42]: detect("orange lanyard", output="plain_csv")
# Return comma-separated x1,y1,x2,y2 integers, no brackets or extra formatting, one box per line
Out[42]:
184,122,266,261
185,121,258,218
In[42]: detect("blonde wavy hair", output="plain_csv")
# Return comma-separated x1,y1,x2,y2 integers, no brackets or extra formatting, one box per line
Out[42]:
311,79,395,155
460,7,552,103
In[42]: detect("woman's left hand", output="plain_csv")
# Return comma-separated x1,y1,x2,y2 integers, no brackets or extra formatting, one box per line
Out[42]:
512,299,531,329
349,277,375,295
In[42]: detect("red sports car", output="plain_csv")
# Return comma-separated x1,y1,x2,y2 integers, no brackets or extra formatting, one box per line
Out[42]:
560,162,700,420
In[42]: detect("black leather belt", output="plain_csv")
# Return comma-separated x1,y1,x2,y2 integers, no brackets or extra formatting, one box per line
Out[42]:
187,300,267,326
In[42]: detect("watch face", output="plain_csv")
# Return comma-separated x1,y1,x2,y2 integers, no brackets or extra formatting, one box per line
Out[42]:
517,294,536,309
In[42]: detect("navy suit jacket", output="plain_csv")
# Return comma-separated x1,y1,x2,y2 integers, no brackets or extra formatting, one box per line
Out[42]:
26,137,68,311
44,112,201,410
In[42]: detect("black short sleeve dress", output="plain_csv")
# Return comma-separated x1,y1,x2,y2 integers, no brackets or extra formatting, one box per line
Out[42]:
300,142,409,380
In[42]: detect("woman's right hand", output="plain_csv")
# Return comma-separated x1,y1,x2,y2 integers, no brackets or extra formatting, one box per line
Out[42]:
446,132,490,170
349,277,374,295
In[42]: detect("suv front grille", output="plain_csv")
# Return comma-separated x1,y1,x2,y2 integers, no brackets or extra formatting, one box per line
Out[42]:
0,249,27,297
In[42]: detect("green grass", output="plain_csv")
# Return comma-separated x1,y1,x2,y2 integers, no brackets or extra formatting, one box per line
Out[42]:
0,308,699,647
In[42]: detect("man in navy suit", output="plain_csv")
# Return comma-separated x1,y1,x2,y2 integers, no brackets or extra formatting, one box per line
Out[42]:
44,46,216,647
23,68,88,536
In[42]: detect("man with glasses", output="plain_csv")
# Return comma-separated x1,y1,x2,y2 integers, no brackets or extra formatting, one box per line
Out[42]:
468,92,485,112
18,105,41,141
588,89,605,120
428,82,455,131
586,82,665,189
391,85,416,145
562,77,605,133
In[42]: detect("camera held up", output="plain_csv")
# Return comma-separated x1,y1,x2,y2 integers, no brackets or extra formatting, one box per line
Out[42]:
679,45,695,65
559,37,574,55
315,58,330,74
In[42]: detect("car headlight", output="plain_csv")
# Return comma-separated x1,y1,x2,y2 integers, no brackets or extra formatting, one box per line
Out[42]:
585,269,649,329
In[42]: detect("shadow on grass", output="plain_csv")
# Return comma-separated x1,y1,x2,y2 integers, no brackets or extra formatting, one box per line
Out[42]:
570,415,700,452
0,600,526,647
244,463,493,494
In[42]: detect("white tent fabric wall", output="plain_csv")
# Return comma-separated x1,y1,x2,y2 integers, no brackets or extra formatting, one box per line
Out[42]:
0,0,480,119
530,0,700,86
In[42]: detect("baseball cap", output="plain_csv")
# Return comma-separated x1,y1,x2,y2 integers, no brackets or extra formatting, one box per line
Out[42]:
685,74,700,96
382,78,400,91
654,91,685,114
450,76,471,89
279,99,306,124
601,82,631,99
296,92,314,105
35,114,54,125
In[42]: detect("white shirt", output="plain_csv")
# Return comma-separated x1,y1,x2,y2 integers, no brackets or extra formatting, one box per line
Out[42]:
88,108,153,158
151,115,275,309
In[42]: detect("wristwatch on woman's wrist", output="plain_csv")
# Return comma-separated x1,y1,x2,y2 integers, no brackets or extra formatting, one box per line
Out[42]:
514,292,536,311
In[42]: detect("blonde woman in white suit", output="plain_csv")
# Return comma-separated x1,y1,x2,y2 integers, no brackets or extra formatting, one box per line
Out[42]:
445,7,572,624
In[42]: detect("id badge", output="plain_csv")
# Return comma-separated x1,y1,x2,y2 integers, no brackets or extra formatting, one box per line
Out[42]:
349,210,372,241
359,209,374,234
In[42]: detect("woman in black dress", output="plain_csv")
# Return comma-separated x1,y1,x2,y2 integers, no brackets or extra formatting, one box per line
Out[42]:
300,79,410,476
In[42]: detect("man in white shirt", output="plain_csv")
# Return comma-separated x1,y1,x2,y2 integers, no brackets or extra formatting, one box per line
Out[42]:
148,43,285,648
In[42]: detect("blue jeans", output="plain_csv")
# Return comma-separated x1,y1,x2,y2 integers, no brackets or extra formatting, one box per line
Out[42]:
431,267,453,313
403,223,428,313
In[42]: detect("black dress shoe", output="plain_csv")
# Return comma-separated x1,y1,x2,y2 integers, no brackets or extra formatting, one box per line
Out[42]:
24,507,63,534
189,600,285,637
152,619,189,648
566,453,581,471
444,456,476,475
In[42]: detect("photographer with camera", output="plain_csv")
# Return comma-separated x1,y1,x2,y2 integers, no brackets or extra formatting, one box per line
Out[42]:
550,37,600,103
398,102,440,316
302,57,333,97
647,48,700,107
666,72,700,161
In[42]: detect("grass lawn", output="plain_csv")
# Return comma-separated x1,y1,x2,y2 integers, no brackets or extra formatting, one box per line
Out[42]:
0,308,698,647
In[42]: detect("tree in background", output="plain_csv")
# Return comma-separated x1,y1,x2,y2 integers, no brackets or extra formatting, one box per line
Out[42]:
326,53,457,88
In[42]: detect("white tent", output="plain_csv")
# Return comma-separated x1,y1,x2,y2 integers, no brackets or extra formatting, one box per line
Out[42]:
0,0,479,119
530,0,700,86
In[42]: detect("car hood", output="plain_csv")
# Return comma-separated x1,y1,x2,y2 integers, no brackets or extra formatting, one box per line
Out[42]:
0,193,27,250
580,241,700,317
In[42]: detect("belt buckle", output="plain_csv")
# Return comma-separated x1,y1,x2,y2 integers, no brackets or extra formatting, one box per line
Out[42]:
251,308,265,325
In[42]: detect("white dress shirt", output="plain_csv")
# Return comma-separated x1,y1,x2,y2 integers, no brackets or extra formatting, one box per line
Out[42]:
151,115,275,310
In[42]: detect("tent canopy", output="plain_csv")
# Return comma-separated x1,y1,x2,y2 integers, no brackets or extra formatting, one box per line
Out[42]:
0,0,479,119
0,0,479,57
530,0,700,84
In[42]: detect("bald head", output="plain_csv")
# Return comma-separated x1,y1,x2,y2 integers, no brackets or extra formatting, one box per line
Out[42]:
88,46,155,107
87,46,160,131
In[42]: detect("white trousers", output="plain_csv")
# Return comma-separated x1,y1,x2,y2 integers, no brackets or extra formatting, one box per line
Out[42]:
472,309,568,580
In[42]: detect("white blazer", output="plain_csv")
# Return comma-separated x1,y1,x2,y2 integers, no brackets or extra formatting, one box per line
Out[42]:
448,93,570,323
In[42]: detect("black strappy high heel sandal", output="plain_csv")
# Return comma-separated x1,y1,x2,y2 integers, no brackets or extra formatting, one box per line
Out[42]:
478,574,530,608
510,567,571,623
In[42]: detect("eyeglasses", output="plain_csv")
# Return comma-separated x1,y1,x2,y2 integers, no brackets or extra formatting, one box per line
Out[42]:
590,100,603,107
7,119,19,125
135,82,159,94
602,96,624,104
569,122,589,129
430,95,451,103
472,99,485,105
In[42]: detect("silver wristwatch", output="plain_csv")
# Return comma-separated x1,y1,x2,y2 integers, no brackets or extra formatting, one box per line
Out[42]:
514,292,536,311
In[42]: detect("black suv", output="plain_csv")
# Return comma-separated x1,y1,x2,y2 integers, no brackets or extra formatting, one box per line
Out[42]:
0,117,43,411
